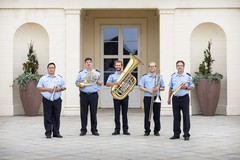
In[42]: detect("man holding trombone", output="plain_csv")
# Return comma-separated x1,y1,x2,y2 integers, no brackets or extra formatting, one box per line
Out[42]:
37,62,66,139
167,60,194,141
139,62,165,136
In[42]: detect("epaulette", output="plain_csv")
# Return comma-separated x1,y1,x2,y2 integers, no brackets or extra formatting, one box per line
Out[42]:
186,73,191,76
79,69,83,73
95,69,100,73
171,72,176,76
58,74,62,78
142,73,147,76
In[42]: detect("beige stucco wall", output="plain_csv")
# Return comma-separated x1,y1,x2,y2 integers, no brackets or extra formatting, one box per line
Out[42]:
0,0,240,115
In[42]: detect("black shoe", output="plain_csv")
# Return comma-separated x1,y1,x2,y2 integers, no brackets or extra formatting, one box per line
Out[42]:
144,133,150,136
154,132,160,136
112,131,120,135
53,134,63,138
123,131,131,135
46,135,51,139
79,132,86,136
92,132,99,136
170,135,180,140
184,137,190,141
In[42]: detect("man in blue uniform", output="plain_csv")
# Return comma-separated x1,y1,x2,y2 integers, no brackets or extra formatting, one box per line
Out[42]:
37,62,66,139
75,58,103,136
139,62,165,136
167,60,194,141
106,60,131,136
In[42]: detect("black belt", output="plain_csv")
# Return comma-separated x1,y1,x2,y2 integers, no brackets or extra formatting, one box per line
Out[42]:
173,94,188,99
81,91,97,95
43,97,60,101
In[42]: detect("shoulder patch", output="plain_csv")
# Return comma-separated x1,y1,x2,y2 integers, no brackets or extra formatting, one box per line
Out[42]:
78,70,83,73
186,73,191,76
95,69,100,73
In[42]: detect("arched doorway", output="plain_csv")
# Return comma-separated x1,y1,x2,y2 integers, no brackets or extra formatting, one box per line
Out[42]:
13,22,49,115
190,22,227,115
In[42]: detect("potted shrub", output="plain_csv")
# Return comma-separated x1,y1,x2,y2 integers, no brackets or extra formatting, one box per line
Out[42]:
15,41,42,116
193,40,223,116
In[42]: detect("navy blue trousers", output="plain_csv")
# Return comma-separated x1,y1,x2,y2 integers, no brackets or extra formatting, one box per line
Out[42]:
42,97,62,136
80,91,99,134
172,94,190,138
113,96,129,132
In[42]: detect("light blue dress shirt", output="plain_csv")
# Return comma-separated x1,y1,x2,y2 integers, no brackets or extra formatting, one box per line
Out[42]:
139,73,165,97
37,73,66,100
168,72,194,96
75,69,103,93
107,71,121,83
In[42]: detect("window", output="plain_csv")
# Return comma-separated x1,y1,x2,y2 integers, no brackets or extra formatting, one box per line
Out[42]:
102,26,139,85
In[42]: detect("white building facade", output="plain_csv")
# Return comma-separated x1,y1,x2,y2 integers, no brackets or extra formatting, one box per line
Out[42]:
0,0,240,116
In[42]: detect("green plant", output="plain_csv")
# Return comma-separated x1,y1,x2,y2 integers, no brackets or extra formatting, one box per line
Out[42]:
15,41,41,89
193,40,223,84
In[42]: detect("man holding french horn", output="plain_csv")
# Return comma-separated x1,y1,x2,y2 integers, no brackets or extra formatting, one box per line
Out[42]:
139,62,165,136
37,62,66,139
75,58,103,136
167,60,194,141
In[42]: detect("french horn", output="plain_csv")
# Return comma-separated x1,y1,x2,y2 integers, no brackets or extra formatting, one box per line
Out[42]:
78,72,97,88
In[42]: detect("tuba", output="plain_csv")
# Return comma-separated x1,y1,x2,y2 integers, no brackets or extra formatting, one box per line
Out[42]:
111,54,143,100
78,72,97,88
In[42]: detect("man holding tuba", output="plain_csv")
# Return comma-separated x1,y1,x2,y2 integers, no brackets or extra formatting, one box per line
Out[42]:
106,60,131,136
75,58,102,136
167,60,194,141
37,62,66,139
139,62,165,136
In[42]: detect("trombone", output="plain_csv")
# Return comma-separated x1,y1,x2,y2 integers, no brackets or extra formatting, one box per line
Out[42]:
149,70,161,122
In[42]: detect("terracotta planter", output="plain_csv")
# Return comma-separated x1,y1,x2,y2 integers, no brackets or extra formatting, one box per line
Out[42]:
196,79,221,116
19,80,42,116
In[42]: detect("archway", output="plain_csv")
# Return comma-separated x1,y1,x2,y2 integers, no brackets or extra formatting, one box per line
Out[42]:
190,22,227,115
13,22,49,115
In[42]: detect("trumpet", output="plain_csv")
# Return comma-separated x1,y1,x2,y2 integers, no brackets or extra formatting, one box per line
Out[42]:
172,81,188,96
50,86,57,101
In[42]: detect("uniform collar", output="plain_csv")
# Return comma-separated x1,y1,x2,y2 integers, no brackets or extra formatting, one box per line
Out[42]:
147,73,156,77
46,73,57,77
176,72,186,77
115,71,122,75
84,69,95,73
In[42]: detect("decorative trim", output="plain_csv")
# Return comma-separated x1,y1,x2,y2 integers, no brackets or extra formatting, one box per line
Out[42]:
65,9,81,15
159,9,174,14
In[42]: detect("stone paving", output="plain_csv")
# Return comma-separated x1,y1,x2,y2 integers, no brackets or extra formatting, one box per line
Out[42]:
0,109,240,160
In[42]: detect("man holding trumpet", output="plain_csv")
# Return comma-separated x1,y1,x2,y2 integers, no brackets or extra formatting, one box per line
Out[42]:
167,60,194,141
37,62,66,139
139,62,165,136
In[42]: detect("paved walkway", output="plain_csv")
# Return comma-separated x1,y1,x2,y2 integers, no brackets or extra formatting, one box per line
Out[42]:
0,109,240,160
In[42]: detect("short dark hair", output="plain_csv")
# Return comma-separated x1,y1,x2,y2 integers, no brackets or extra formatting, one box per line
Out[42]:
114,60,122,66
47,62,56,68
85,57,92,62
176,60,185,67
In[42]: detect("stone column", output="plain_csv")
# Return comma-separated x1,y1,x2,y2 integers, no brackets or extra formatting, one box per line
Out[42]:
64,9,81,115
159,9,175,115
